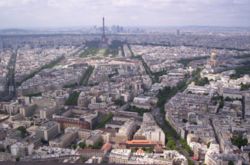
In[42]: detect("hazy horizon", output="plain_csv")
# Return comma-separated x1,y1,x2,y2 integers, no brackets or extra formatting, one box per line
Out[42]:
1,25,250,30
0,0,250,29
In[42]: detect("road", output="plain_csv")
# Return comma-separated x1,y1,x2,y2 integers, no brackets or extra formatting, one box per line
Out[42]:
152,108,177,137
152,106,198,164
0,48,17,101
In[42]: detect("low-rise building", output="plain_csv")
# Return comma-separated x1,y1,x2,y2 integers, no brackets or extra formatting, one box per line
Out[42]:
115,119,137,143
36,121,60,141
49,132,77,148
134,113,165,145
109,149,132,164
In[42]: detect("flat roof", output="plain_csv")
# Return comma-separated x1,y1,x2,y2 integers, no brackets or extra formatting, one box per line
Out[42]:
126,140,156,144
2,162,129,165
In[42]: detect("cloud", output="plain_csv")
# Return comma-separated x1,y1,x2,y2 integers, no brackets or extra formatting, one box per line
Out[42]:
0,0,36,7
111,0,137,7
0,0,249,28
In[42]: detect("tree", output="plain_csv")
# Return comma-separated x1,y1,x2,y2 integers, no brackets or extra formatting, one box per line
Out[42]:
207,142,211,148
182,119,188,123
127,106,150,116
16,126,28,138
131,148,136,153
41,139,49,145
114,99,125,106
143,147,154,153
231,135,248,149
71,144,77,150
225,97,233,102
188,159,195,165
0,148,5,152
95,113,113,129
65,91,80,106
180,139,193,156
16,157,20,162
228,160,234,165
80,155,87,163
167,137,176,150
240,83,250,91
78,142,86,149
92,139,103,149
194,77,209,86
230,64,250,79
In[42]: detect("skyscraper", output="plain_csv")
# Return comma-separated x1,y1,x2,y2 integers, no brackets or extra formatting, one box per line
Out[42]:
177,29,180,36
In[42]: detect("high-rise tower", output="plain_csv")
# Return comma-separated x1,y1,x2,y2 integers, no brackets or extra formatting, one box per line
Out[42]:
102,17,106,42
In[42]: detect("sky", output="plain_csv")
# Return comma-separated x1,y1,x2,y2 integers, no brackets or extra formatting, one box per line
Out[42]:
0,0,250,28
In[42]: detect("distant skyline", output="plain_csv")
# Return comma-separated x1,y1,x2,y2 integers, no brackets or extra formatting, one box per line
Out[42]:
0,0,250,29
